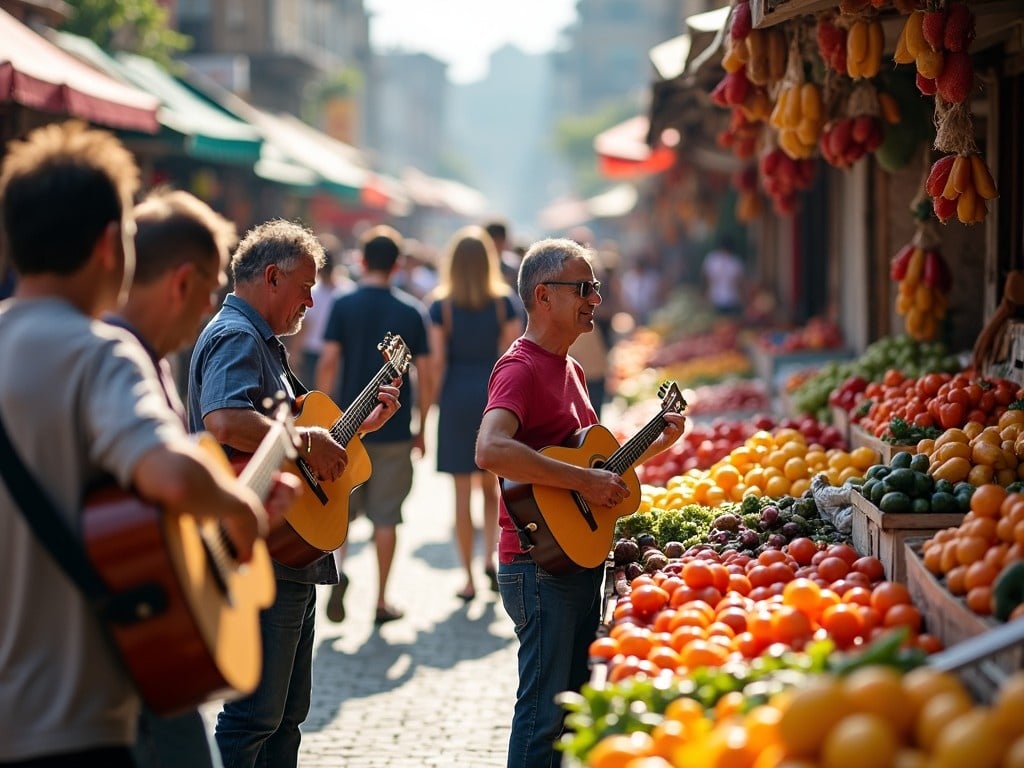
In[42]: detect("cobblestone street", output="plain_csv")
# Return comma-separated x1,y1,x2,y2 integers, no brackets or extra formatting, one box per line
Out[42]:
204,446,520,767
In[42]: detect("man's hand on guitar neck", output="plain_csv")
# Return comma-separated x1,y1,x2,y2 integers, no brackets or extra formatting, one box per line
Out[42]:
640,412,687,464
358,382,402,436
298,426,349,482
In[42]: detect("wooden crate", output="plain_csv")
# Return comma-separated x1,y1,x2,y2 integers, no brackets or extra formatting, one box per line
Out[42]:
831,405,851,447
850,491,964,583
904,542,1018,703
849,423,918,465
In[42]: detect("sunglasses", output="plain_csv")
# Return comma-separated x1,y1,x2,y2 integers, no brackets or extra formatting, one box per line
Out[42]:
541,280,602,298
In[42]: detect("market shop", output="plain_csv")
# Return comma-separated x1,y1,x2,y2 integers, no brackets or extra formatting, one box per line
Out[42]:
550,1,1024,765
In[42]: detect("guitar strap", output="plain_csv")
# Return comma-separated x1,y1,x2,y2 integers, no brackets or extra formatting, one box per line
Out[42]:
0,413,166,626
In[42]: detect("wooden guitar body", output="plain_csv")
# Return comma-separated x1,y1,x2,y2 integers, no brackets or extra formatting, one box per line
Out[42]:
83,433,275,715
267,334,410,568
269,390,372,567
501,425,641,576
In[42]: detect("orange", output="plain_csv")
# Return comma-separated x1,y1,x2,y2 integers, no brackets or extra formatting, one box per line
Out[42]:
782,578,823,617
870,581,911,615
971,483,1008,518
914,691,973,751
841,665,913,737
991,672,1024,737
820,603,864,649
587,732,655,768
765,474,792,498
930,708,1008,768
588,636,619,661
663,694,706,726
777,676,853,758
900,667,969,722
821,713,899,768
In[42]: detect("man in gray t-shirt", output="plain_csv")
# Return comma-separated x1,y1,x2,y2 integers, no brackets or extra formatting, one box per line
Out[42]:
0,122,269,766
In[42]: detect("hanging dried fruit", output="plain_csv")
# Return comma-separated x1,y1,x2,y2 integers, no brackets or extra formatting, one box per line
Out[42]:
892,195,952,341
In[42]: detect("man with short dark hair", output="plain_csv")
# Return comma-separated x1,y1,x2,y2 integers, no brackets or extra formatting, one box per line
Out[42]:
316,225,434,625
109,188,242,768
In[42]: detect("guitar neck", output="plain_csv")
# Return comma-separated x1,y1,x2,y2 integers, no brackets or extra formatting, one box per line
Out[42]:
328,363,396,447
237,424,291,501
603,412,670,476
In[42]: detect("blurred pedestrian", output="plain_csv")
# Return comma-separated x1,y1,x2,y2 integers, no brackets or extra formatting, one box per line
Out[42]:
427,226,522,600
620,253,662,326
702,233,745,316
316,225,434,625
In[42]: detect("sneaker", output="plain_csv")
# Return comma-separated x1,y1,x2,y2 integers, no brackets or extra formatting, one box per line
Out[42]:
327,573,349,623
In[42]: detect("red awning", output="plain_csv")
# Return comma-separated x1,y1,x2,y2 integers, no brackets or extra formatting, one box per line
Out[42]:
594,115,676,179
0,9,159,133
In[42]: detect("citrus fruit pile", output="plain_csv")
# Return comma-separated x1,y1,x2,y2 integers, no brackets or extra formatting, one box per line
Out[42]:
640,428,879,510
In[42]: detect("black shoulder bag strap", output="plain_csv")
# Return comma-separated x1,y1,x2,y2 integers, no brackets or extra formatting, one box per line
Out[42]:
0,414,165,625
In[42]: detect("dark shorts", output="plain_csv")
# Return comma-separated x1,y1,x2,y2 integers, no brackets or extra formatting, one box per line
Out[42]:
348,440,413,528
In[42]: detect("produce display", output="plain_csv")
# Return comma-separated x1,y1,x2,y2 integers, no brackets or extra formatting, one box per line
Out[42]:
755,317,844,354
920,484,1024,618
788,335,960,422
855,370,1023,442
626,412,845,487
566,660,1024,768
859,449,974,514
636,427,870,509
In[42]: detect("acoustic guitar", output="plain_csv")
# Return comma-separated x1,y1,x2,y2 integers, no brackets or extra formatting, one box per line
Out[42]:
500,381,686,577
267,333,412,568
83,400,296,716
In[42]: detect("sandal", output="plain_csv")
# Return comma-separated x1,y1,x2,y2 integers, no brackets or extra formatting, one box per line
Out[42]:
374,605,404,625
457,585,476,602
485,566,499,593
326,572,349,623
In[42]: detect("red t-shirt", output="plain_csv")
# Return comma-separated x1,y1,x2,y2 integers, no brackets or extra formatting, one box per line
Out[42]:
484,337,598,562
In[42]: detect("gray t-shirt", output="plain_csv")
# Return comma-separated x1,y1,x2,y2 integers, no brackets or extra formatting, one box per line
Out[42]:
0,297,184,761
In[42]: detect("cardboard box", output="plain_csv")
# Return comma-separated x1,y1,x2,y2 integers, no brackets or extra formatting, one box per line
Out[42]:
831,405,851,447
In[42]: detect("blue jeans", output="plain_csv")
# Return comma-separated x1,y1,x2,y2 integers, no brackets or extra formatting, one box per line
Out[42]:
215,580,316,768
497,558,604,768
134,707,220,768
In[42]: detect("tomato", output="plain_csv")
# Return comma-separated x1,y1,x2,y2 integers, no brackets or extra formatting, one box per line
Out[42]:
939,401,966,429
979,391,996,413
965,383,984,406
883,369,904,387
918,373,945,397
913,411,935,428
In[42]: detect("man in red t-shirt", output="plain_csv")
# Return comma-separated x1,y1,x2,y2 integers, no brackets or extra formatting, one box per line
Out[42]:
476,238,685,768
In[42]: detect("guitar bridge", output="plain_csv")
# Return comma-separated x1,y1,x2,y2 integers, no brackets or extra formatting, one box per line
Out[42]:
571,492,598,532
296,458,329,505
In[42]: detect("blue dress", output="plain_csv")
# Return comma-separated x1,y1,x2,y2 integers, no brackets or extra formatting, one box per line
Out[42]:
429,296,516,474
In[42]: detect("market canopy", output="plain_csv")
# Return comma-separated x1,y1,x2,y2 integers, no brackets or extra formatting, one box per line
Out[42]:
51,31,262,164
594,115,677,179
0,8,158,133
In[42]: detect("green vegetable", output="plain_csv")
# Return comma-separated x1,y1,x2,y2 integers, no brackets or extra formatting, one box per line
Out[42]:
993,561,1024,621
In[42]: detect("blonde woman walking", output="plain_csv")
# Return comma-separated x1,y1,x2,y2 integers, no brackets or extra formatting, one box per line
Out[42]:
428,227,522,600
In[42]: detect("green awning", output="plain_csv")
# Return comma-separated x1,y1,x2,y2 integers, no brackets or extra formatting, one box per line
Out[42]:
51,32,262,164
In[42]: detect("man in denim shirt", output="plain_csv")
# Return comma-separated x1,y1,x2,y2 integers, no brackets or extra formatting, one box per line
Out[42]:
188,219,399,768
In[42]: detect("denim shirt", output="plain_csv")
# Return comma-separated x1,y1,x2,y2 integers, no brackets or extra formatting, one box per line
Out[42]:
187,293,338,585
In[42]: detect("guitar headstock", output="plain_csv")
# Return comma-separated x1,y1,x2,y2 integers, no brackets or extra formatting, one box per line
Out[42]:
379,333,412,378
657,381,687,416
